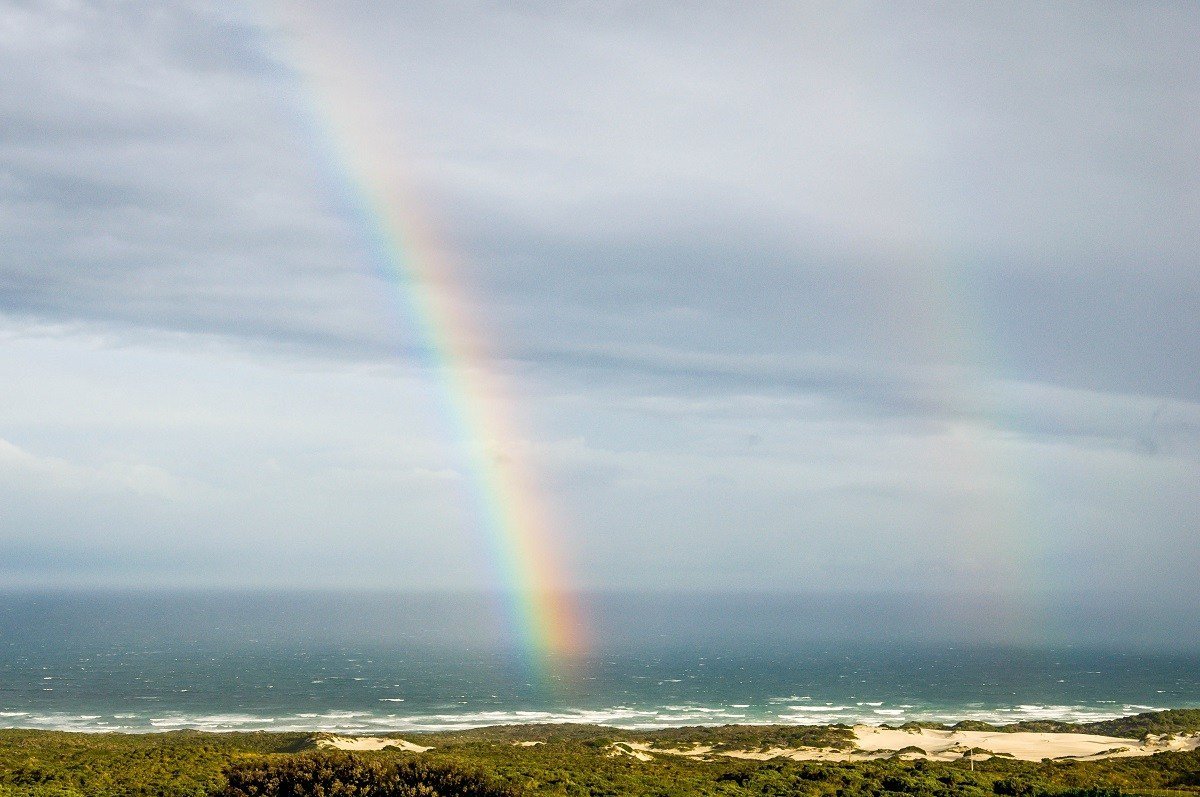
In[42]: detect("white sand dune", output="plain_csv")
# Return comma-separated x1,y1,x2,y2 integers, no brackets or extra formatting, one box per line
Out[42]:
310,725,1199,763
314,734,433,753
608,742,656,761
609,727,1200,763
852,726,1140,761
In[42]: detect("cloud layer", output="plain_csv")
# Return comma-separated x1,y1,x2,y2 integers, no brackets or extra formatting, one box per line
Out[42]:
1,1,1197,599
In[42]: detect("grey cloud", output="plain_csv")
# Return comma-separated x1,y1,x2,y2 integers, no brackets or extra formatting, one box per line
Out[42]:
1,1,1197,594
0,0,387,351
4,0,1197,403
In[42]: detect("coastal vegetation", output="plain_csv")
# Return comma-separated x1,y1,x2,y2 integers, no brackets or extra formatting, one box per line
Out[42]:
0,711,1198,797
901,711,1200,740
220,752,517,797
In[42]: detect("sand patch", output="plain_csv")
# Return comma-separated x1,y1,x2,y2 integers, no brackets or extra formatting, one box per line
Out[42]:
850,726,1189,762
606,728,1200,764
610,740,858,763
314,734,432,753
1141,733,1200,755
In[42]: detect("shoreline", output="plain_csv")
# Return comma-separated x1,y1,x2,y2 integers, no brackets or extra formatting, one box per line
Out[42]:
3,703,1197,735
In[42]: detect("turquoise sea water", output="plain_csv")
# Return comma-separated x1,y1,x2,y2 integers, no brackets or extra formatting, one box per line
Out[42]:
1,591,1197,733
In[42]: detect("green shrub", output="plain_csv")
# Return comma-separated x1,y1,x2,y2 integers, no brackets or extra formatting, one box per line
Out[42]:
993,779,1036,796
219,751,518,797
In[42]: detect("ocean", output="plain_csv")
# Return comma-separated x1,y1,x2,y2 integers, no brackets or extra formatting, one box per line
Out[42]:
2,590,1197,733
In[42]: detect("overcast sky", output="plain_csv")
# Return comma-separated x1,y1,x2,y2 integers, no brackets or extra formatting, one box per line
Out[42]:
1,1,1197,596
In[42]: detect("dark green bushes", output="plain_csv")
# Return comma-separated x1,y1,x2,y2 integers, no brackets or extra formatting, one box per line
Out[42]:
1084,710,1200,740
219,752,518,797
993,778,1037,796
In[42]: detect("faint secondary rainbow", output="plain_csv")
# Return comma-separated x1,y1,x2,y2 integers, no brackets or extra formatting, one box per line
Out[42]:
270,9,586,677
881,109,1049,639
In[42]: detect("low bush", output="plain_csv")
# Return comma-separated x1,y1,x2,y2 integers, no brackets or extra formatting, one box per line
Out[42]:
219,752,518,797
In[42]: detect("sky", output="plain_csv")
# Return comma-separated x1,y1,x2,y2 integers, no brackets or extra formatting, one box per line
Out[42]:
1,1,1197,597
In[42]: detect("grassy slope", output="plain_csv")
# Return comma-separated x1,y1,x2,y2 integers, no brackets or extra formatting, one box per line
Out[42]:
0,711,1198,797
0,730,304,797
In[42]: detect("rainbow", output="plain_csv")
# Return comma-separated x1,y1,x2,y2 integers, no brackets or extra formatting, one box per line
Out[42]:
269,10,586,679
